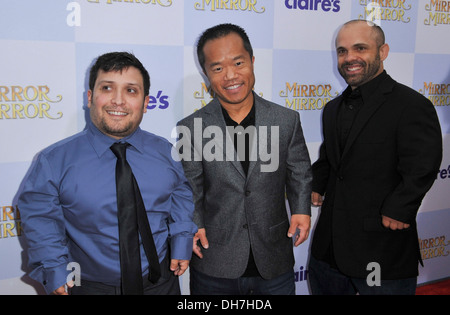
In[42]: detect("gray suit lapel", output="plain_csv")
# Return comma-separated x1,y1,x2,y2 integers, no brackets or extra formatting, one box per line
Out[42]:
203,100,246,179
247,95,271,180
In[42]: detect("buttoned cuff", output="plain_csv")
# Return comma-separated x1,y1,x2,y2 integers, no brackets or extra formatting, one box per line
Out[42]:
170,235,194,261
29,263,70,295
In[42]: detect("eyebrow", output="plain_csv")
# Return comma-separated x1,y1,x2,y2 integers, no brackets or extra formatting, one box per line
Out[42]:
208,55,246,69
208,61,222,69
232,54,246,61
352,43,369,47
336,43,369,50
97,80,142,87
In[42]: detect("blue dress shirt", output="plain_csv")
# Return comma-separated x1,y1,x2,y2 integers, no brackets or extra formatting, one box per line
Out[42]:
18,123,197,294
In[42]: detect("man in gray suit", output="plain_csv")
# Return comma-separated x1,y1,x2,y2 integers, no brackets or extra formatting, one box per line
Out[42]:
176,24,312,295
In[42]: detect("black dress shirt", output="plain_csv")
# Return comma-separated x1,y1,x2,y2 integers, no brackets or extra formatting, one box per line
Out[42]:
221,104,255,175
221,104,260,277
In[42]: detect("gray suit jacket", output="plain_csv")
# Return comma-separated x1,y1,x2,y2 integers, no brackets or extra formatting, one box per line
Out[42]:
177,94,312,279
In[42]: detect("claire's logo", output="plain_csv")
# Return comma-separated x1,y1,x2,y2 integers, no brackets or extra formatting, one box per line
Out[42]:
147,90,169,110
294,266,308,282
437,165,450,180
285,0,341,12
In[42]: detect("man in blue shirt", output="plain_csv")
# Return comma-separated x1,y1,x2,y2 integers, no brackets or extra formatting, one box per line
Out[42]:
18,52,197,295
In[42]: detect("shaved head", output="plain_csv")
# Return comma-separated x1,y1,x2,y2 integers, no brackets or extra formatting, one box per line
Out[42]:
337,20,385,48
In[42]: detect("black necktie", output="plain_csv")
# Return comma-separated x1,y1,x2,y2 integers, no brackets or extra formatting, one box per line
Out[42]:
111,142,161,295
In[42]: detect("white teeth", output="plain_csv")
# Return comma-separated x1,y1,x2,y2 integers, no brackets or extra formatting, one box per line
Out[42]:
225,84,241,90
108,111,127,116
348,66,362,72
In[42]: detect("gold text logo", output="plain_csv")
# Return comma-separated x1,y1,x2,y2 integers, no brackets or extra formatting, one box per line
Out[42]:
419,82,450,106
0,85,63,120
280,83,338,111
193,82,215,111
0,206,22,239
424,0,450,26
194,0,266,13
358,0,412,23
420,235,450,260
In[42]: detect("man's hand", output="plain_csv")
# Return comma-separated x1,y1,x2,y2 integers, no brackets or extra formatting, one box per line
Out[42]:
311,192,323,206
382,215,410,230
170,259,190,276
193,228,209,259
51,281,74,295
288,214,311,247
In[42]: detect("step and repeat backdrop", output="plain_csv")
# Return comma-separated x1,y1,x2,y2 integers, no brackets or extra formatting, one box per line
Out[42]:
0,0,449,295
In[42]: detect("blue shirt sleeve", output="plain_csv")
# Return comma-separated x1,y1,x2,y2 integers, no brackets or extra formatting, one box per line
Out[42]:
18,153,70,294
166,146,198,261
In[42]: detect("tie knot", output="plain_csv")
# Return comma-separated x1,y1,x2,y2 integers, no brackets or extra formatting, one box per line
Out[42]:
111,142,130,160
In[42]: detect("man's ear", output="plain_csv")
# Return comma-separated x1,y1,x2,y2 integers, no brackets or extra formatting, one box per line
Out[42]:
87,90,93,108
143,95,150,113
379,43,390,62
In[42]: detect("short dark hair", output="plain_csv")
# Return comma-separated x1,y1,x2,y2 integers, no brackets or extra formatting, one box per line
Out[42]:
89,52,150,96
197,23,253,73
342,20,386,47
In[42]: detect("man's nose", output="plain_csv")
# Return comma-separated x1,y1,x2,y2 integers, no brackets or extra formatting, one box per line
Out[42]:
112,90,125,105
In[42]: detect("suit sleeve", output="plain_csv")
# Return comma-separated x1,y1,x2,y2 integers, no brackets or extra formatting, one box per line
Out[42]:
311,141,331,196
176,120,206,229
381,97,442,223
285,112,313,215
311,105,331,196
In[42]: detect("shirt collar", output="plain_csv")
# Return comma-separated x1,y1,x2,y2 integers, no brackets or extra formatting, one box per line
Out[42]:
87,122,144,158
342,70,388,102
221,99,256,127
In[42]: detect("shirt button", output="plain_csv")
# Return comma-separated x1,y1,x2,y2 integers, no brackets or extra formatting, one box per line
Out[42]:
245,191,251,196
243,224,248,229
